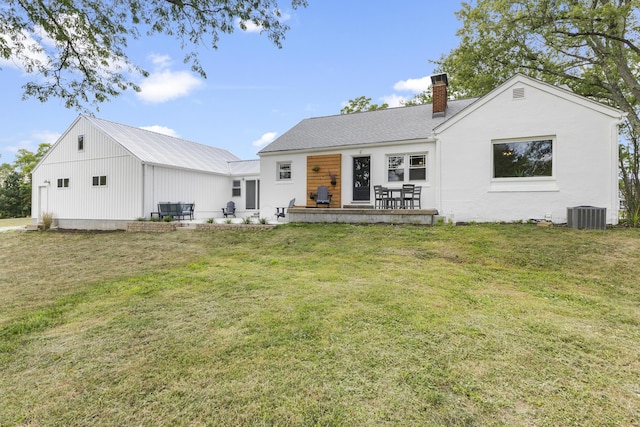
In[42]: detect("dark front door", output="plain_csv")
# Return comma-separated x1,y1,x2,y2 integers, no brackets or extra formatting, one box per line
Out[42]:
353,156,370,201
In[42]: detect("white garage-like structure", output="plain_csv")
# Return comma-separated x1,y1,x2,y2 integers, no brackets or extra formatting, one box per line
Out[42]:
32,115,260,229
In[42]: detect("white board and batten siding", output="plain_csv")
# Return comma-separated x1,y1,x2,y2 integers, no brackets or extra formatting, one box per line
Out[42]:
32,115,261,229
143,165,232,219
32,116,144,229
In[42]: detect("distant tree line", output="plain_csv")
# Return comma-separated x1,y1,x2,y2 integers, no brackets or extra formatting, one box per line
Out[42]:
0,144,50,218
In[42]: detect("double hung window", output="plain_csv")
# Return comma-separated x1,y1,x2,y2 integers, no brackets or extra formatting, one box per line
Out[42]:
277,162,292,181
387,153,427,182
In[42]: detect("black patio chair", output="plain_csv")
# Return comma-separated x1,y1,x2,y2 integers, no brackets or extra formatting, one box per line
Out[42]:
374,185,390,209
402,184,415,209
222,201,236,218
275,198,296,220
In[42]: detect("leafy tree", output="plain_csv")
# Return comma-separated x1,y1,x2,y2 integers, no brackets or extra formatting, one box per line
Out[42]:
402,89,432,107
13,143,51,179
0,171,27,218
1,0,307,110
435,0,640,225
340,96,389,114
0,143,50,218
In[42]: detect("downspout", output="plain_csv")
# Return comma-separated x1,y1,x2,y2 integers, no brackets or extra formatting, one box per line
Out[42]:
141,163,146,218
433,132,442,220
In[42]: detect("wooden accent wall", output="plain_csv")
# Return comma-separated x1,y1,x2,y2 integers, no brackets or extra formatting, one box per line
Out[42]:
307,154,342,207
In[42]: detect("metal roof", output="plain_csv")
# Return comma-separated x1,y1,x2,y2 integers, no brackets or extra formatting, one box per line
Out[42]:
85,116,241,174
258,98,478,154
229,159,260,175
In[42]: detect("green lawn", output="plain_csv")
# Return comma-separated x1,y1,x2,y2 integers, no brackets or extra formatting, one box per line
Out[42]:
1,224,639,426
0,217,31,228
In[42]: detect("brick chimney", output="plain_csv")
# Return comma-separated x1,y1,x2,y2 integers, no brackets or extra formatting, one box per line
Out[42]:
431,73,448,117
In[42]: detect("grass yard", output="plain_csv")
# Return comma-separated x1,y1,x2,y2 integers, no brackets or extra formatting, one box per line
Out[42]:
0,224,639,426
0,217,31,228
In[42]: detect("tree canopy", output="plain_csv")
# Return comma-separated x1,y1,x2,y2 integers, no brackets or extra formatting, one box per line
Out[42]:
0,143,50,218
0,0,307,110
340,96,388,114
435,0,640,224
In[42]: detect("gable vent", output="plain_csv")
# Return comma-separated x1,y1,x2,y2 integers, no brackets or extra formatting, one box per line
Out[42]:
512,87,525,100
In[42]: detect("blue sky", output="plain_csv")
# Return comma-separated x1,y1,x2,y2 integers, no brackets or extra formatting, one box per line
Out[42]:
0,1,463,164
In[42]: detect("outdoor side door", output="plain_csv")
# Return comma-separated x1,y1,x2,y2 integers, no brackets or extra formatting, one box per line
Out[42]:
353,156,370,201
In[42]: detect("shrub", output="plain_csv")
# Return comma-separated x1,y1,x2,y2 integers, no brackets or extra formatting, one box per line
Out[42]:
206,218,214,224
259,217,268,224
242,217,253,224
41,212,54,231
163,215,173,222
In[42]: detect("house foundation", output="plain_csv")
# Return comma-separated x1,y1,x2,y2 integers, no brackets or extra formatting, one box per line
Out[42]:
287,208,438,225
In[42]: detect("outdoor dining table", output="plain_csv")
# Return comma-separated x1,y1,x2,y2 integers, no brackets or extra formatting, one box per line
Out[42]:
384,187,405,209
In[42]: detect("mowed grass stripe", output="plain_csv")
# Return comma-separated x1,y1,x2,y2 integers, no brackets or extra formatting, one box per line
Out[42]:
0,224,639,426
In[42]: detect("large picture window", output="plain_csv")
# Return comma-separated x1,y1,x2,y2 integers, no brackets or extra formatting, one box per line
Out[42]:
493,139,553,178
277,162,291,181
387,153,427,182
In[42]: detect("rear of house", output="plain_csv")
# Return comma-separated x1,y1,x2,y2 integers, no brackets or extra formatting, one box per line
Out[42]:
258,74,625,224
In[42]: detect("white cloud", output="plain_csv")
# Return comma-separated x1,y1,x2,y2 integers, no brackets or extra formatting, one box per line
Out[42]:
0,29,51,72
136,54,204,103
237,18,263,33
236,9,292,33
380,94,407,108
393,76,431,93
1,130,60,163
139,125,180,138
149,53,172,69
252,132,277,148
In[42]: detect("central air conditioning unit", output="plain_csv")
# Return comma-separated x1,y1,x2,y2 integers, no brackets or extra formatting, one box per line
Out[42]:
567,206,606,230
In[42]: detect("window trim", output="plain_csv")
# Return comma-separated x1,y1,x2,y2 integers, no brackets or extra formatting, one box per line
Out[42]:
92,175,107,187
386,152,428,183
57,178,69,188
277,161,292,181
232,179,241,197
491,136,555,181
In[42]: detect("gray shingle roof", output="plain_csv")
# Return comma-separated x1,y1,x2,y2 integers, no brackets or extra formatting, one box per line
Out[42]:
258,98,478,154
85,115,240,174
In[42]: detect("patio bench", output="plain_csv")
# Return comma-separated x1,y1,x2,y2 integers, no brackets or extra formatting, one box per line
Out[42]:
157,202,185,220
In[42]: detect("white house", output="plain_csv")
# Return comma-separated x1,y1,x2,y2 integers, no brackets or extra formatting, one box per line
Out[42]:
258,74,626,225
31,115,260,229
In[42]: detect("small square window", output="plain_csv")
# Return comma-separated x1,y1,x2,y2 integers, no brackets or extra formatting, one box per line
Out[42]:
78,135,84,151
57,178,69,188
277,162,292,181
92,175,107,186
232,179,241,197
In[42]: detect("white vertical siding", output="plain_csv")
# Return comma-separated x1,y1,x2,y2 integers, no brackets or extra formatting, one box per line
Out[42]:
32,117,143,221
33,156,142,220
143,166,236,219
